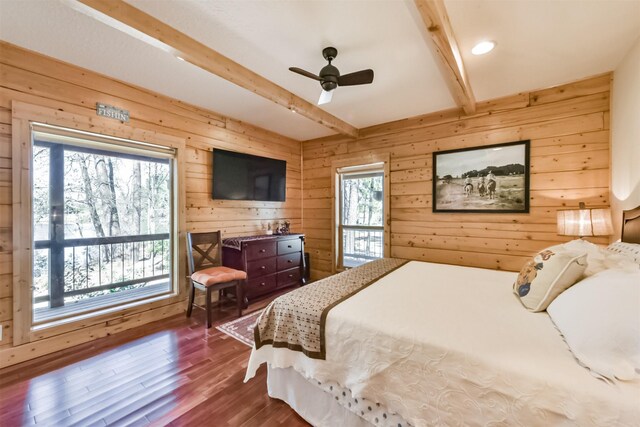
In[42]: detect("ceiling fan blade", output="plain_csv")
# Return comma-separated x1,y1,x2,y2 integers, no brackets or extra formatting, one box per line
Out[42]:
318,89,334,105
289,67,322,81
337,69,374,86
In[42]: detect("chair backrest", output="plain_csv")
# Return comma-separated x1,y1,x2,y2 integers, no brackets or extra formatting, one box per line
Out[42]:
186,231,223,275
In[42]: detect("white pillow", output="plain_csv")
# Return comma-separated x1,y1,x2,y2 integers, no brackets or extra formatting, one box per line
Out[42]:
547,269,640,382
561,239,639,276
606,242,640,264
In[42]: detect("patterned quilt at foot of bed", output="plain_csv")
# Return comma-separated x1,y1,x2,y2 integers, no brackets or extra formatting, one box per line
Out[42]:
254,258,408,359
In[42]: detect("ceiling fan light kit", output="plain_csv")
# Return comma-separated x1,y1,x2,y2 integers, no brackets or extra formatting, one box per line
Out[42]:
289,46,374,105
318,89,333,105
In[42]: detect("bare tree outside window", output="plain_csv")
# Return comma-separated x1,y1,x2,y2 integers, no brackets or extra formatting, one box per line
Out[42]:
340,172,384,267
32,135,174,324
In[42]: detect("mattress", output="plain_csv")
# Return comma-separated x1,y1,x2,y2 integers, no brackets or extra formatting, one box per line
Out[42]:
246,261,640,426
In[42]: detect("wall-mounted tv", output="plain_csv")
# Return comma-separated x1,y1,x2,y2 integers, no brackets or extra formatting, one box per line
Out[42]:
212,149,286,201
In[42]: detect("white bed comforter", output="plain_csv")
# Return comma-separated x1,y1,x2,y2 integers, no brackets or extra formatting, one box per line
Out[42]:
245,261,640,426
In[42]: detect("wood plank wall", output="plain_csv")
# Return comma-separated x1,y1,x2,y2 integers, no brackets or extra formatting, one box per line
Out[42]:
0,42,301,366
302,74,612,280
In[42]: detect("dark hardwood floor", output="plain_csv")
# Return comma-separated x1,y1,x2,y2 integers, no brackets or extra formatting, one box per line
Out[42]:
0,302,310,427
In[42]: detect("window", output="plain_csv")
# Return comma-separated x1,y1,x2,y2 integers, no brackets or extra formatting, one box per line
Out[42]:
30,124,177,325
337,164,385,268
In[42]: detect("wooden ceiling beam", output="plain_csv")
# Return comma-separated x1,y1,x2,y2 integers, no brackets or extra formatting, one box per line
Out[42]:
74,0,359,138
414,0,476,115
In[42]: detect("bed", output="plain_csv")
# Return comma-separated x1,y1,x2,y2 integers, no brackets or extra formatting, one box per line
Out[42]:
245,208,640,426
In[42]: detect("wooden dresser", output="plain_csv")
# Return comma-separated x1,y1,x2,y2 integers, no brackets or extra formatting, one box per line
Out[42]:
222,234,306,305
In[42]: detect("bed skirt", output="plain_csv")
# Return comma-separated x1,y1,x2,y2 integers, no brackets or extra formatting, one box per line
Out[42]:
267,366,372,427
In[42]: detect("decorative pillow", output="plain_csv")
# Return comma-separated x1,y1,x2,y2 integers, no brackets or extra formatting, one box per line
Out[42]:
547,268,640,382
562,239,608,276
513,245,587,312
606,242,640,264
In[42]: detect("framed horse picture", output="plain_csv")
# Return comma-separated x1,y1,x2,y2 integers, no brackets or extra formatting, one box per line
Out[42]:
432,140,530,213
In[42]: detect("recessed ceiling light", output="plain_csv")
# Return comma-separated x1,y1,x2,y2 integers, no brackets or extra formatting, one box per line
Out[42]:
471,41,495,56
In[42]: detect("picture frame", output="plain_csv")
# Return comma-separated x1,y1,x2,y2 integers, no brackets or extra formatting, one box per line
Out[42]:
432,140,530,213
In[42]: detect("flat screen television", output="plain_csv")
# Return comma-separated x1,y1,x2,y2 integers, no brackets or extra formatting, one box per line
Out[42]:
212,149,286,201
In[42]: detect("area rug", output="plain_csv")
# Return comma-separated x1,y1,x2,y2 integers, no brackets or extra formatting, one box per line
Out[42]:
215,309,263,347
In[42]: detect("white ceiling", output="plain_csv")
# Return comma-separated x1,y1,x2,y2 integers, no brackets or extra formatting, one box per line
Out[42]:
447,0,640,101
0,0,639,141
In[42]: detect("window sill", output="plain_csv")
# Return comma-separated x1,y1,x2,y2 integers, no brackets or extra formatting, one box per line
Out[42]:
32,289,178,333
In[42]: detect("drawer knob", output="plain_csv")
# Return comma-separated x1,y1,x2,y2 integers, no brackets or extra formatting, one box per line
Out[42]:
260,282,266,286
288,274,293,278
287,259,293,263
260,266,266,270
287,245,292,248
259,249,266,253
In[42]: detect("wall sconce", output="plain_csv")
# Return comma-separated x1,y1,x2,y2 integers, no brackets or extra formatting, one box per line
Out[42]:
557,202,613,238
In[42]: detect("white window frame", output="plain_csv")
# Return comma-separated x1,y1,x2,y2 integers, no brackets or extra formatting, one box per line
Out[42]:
330,154,390,273
12,102,186,345
337,168,385,270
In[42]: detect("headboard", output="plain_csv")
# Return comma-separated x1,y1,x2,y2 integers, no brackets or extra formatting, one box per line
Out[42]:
621,206,640,244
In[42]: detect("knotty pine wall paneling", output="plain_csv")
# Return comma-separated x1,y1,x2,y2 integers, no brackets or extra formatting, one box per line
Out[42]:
0,42,301,367
302,74,612,280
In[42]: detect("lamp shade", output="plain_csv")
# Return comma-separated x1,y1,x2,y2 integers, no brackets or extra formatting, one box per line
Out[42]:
557,206,613,237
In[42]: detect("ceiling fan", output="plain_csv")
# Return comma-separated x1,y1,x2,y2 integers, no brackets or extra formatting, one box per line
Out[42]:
289,47,374,105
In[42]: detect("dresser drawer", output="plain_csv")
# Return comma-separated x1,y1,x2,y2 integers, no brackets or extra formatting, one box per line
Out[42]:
277,238,302,255
246,274,277,297
277,268,301,287
246,257,277,278
277,253,301,270
245,241,277,260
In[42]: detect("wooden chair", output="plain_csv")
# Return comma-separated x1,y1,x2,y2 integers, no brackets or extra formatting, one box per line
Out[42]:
186,231,247,328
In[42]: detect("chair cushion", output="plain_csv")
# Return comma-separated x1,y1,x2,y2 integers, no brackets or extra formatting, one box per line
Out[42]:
191,266,247,287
